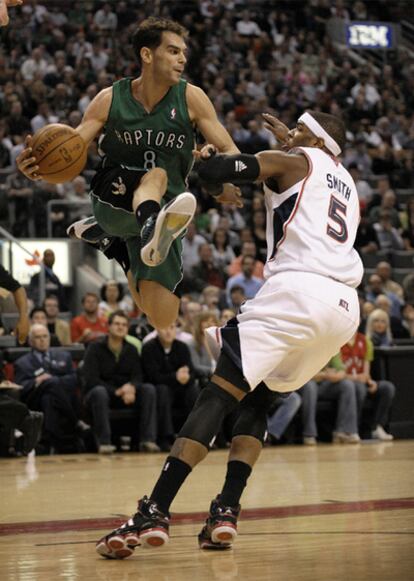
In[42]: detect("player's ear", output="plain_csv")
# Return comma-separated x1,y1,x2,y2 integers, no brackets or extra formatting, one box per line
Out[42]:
315,136,325,150
140,47,152,65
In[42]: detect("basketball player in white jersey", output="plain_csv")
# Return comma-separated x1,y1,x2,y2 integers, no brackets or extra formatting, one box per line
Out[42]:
96,111,363,559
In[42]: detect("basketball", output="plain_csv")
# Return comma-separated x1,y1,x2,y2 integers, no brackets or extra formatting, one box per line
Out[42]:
31,124,87,184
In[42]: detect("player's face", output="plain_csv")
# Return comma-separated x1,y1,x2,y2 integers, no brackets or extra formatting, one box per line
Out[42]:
284,121,318,150
151,32,187,85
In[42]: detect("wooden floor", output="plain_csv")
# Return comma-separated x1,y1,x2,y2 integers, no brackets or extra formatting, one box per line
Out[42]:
1,441,413,581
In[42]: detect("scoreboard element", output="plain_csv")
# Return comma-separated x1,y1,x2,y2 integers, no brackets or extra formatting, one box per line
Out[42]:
346,22,394,49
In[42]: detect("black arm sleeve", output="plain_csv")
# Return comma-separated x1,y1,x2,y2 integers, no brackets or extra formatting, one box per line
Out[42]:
196,154,261,185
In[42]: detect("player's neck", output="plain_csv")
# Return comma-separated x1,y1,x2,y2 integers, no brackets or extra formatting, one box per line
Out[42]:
132,75,172,113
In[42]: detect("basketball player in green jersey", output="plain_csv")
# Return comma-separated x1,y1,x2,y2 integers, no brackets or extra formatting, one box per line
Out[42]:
17,17,241,329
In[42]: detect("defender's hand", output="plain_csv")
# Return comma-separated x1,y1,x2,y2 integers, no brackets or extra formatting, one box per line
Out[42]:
16,136,43,181
0,0,23,26
192,144,217,160
215,183,243,208
262,113,289,144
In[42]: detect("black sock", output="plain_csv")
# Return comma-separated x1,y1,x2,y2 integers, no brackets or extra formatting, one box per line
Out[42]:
219,460,252,507
150,456,192,514
135,200,160,227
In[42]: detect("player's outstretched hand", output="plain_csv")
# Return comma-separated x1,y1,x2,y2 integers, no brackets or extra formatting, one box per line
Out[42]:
262,113,289,144
192,144,218,160
16,135,43,181
0,0,23,26
215,183,243,209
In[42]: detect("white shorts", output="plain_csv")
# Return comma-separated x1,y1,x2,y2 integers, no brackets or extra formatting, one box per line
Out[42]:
206,271,359,393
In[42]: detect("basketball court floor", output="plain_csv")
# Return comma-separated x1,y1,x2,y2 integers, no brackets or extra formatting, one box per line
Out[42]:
1,441,413,581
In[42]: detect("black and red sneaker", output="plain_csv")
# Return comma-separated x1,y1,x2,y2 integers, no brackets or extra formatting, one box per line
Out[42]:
198,496,241,550
96,496,170,559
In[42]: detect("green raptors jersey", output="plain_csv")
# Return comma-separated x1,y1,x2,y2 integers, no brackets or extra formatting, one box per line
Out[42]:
100,77,195,199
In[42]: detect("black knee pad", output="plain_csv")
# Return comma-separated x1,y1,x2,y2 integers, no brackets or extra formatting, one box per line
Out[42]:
179,382,240,448
232,382,280,444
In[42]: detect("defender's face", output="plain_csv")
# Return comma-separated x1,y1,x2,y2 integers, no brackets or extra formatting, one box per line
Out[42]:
284,121,317,151
151,32,187,85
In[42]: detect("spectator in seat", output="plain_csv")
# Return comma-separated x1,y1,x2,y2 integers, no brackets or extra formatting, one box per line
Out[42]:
82,311,165,454
28,307,61,346
372,210,404,252
43,295,72,346
188,311,219,389
182,221,207,276
227,284,246,311
226,255,263,305
341,331,395,441
189,243,227,293
374,295,409,339
366,308,394,347
375,261,404,300
365,274,403,320
28,248,67,310
298,355,361,445
98,279,132,320
71,292,108,344
266,393,301,444
228,241,264,279
141,323,200,433
14,324,84,453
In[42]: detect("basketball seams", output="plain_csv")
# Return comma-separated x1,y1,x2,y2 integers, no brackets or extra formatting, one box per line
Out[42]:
33,134,85,165
31,124,87,182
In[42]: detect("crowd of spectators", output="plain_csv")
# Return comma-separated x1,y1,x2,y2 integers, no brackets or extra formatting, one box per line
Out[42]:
1,0,414,453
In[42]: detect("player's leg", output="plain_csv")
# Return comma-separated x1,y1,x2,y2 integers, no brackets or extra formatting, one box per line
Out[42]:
133,168,196,267
199,383,279,550
95,351,249,559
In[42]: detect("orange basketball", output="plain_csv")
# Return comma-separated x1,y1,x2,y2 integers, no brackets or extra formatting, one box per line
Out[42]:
31,123,87,184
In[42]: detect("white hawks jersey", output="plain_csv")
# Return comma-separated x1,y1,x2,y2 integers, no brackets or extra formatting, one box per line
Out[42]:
263,146,363,288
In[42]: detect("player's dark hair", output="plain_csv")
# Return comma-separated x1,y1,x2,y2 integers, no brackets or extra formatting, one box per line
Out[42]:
108,310,129,326
307,110,346,152
132,17,188,63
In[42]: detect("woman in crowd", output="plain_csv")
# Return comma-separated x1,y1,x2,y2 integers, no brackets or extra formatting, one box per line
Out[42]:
98,280,132,320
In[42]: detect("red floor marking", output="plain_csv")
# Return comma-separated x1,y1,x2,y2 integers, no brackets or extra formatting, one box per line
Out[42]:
1,498,413,537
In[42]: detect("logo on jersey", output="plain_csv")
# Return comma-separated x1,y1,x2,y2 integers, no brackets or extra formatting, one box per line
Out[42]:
235,160,247,172
339,298,349,311
170,107,176,119
111,176,127,196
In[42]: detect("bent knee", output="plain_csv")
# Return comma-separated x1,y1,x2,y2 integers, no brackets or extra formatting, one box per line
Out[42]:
142,167,168,188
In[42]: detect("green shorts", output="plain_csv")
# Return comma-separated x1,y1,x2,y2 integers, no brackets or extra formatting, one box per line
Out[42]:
90,166,184,294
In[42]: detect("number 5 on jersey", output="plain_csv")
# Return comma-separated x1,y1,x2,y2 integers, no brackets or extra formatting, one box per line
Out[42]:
327,195,348,243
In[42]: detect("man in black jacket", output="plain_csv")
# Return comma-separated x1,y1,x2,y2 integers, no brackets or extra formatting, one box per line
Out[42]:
82,310,163,453
142,324,200,433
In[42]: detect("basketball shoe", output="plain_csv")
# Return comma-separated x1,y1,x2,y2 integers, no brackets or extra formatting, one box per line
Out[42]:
140,192,196,267
198,495,240,550
96,496,170,559
67,216,113,250
67,217,130,273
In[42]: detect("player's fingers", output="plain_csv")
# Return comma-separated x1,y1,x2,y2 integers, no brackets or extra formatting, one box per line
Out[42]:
262,113,279,124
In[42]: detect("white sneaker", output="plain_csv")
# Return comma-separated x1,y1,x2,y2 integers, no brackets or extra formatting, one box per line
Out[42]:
140,192,196,267
332,431,360,444
99,444,117,454
303,436,317,446
372,425,393,441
